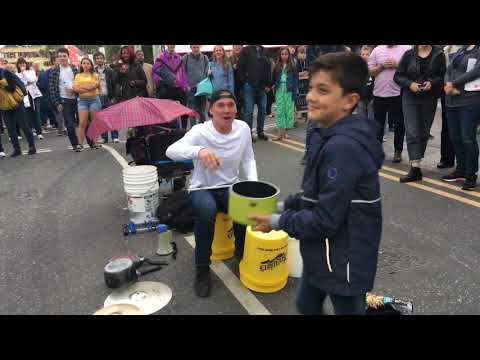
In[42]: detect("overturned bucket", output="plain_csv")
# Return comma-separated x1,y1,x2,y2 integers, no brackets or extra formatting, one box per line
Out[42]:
239,226,289,293
123,166,159,225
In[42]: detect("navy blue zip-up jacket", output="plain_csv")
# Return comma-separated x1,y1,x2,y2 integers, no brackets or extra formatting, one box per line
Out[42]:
276,115,385,296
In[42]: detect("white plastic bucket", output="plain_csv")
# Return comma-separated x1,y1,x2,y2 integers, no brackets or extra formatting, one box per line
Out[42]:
123,166,160,224
287,238,303,278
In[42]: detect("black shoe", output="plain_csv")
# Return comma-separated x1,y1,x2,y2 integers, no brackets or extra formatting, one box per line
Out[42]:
392,152,402,163
400,167,422,183
28,146,36,155
442,171,466,182
194,267,212,298
257,133,269,141
437,162,454,169
10,150,22,157
462,176,477,191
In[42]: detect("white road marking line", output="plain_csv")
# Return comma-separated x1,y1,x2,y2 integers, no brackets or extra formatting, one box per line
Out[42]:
101,144,130,169
184,235,271,316
21,148,52,155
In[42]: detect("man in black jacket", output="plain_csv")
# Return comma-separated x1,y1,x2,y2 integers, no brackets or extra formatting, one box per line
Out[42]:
94,51,118,143
237,45,273,141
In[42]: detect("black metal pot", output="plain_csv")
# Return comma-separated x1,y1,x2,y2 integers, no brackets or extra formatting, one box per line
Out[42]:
104,255,167,289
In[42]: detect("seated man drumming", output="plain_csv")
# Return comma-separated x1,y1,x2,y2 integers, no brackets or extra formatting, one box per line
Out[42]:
166,89,258,298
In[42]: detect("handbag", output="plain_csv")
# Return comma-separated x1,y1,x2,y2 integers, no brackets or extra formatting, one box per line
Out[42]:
195,76,213,97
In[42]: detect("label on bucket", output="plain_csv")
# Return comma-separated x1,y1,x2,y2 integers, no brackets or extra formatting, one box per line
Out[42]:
128,193,159,213
128,196,146,212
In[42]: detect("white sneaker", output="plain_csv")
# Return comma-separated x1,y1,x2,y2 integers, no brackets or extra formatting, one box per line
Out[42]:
18,136,22,140
37,134,44,140
98,138,106,144
0,151,5,158
113,138,120,143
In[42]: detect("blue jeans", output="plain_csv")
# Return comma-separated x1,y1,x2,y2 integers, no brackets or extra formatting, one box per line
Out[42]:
3,103,35,151
99,96,119,142
296,279,366,315
446,104,480,177
187,89,206,127
39,97,57,127
243,83,266,134
77,96,102,112
25,97,42,135
190,188,246,267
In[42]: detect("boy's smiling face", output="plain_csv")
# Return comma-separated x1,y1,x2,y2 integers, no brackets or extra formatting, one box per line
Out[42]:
307,70,359,128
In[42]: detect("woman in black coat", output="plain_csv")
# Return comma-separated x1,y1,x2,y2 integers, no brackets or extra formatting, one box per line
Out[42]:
114,46,148,102
394,45,446,182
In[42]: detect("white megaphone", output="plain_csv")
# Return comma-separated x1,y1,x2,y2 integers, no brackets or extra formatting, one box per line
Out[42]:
156,224,174,256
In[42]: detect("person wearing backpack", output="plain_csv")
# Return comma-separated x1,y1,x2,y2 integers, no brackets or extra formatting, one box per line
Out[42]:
152,45,189,129
183,45,209,127
166,89,258,298
0,67,36,157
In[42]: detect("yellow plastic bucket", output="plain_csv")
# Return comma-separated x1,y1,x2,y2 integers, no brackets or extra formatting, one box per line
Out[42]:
239,226,289,293
211,213,235,260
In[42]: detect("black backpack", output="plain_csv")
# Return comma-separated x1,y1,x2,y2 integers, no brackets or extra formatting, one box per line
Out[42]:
156,190,194,233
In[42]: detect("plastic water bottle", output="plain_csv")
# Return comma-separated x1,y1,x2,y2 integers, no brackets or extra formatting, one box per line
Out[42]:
156,224,174,256
123,220,159,236
366,293,414,315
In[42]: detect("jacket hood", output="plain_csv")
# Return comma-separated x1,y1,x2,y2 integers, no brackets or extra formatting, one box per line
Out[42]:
318,114,385,169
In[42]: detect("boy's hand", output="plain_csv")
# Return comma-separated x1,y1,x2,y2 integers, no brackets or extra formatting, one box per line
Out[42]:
248,215,273,233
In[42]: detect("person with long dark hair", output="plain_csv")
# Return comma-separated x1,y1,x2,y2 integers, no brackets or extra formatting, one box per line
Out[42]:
114,46,148,102
393,45,447,182
72,57,102,151
16,57,44,139
442,45,480,190
271,47,299,141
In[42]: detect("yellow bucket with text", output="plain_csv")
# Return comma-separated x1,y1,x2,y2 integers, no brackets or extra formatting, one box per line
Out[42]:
211,213,235,260
239,226,289,293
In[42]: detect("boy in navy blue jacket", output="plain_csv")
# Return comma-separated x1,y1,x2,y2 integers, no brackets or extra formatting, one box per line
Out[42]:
250,53,385,315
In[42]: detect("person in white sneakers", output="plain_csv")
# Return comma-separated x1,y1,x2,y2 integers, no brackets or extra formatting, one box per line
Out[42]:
166,89,258,298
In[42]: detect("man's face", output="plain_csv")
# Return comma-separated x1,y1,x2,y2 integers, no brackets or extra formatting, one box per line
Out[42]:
95,55,105,67
233,45,242,56
167,45,176,53
121,49,130,63
57,52,69,66
191,45,201,55
210,98,237,127
360,50,371,62
136,51,144,62
33,63,41,72
307,70,358,127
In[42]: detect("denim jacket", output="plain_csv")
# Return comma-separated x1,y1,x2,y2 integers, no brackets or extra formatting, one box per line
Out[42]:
209,60,234,93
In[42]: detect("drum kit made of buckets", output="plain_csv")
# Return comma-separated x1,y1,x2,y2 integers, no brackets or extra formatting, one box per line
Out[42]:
94,165,413,315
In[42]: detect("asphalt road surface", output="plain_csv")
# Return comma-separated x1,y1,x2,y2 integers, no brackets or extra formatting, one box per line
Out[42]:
1,103,479,315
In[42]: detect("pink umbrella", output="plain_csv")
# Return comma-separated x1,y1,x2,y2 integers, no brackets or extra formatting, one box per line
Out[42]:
86,97,199,140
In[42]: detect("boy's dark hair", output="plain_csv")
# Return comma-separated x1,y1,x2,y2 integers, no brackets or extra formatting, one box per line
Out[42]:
93,51,105,60
308,52,368,96
57,47,70,56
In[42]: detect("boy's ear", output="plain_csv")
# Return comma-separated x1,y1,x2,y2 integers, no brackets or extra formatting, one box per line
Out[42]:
344,92,360,112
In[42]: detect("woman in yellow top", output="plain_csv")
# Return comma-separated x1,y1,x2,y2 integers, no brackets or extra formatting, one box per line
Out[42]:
73,57,102,151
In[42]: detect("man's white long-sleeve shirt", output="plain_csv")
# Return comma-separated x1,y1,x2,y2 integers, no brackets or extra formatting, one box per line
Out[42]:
165,120,258,190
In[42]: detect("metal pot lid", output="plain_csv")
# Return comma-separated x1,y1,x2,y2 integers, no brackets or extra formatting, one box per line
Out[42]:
93,304,144,315
104,281,172,315
104,257,134,274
